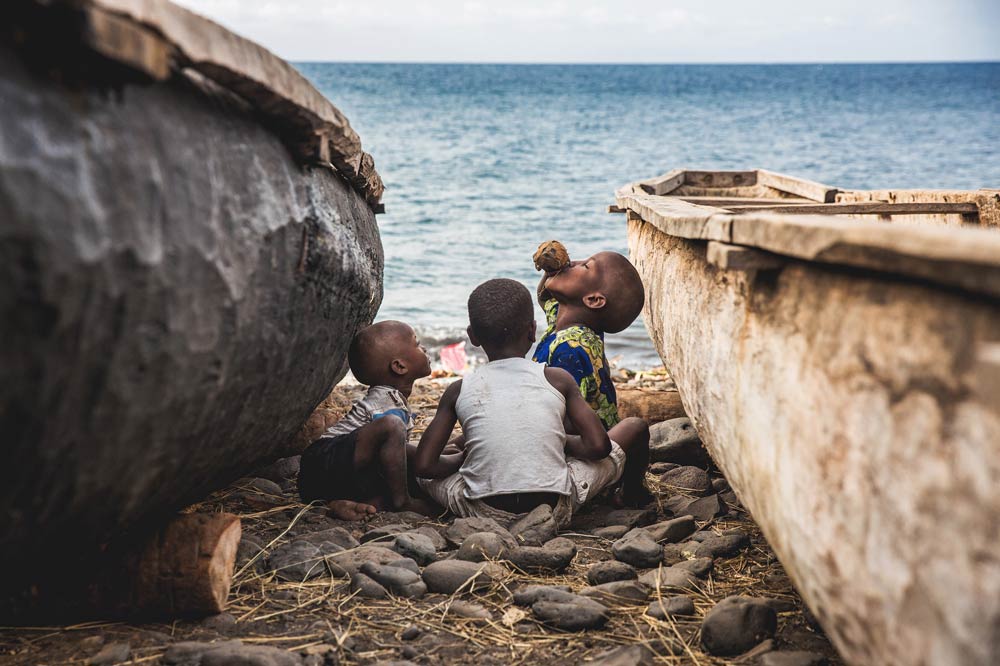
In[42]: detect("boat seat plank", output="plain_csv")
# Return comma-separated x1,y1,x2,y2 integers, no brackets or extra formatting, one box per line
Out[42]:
724,202,980,216
706,241,785,272
756,169,838,203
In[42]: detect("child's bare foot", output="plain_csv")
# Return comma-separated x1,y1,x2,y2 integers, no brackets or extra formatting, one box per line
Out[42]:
325,499,377,521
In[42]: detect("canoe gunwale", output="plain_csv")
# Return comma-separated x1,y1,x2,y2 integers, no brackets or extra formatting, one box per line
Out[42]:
6,0,384,209
616,170,1000,300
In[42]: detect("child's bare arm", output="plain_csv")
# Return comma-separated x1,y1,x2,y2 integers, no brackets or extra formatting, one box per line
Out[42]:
413,380,465,478
545,367,611,460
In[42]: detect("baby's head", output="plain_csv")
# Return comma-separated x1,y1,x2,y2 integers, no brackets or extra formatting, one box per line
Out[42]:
467,278,536,358
348,320,431,387
544,251,644,334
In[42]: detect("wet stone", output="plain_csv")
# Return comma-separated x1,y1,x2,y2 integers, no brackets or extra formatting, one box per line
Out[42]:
422,560,497,594
612,528,663,568
579,580,650,605
649,417,709,467
510,503,558,546
360,562,427,598
701,595,778,657
586,560,637,585
88,642,131,666
445,517,517,549
392,532,436,565
645,515,697,543
647,595,696,619
456,532,509,562
760,651,830,666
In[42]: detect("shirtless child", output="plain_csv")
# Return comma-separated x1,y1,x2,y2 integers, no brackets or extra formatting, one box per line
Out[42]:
298,321,463,519
414,279,648,525
532,244,652,506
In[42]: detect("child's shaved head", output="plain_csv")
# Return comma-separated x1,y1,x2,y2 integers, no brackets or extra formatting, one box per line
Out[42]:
468,278,534,347
349,320,426,386
592,252,645,334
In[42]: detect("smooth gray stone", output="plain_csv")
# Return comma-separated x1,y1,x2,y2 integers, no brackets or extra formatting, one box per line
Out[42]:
531,598,609,631
586,645,655,666
649,462,679,475
711,477,731,493
421,560,497,594
687,531,751,559
243,477,284,497
267,541,326,582
612,528,662,568
298,527,359,550
512,585,576,606
236,537,266,572
199,613,237,633
456,532,509,562
400,625,421,641
579,580,650,605
509,504,558,547
392,532,436,566
644,516,697,543
0,48,382,572
649,417,709,466
591,525,630,540
646,595,696,619
254,456,301,484
445,517,517,549
386,558,421,575
447,600,492,619
638,566,699,592
350,572,388,599
326,545,406,578
360,524,410,544
569,506,656,531
760,651,830,666
163,640,302,666
701,596,778,656
685,494,726,521
406,526,447,551
508,537,576,573
87,642,131,666
359,562,427,598
586,560,637,586
661,543,686,566
673,557,714,578
659,466,712,495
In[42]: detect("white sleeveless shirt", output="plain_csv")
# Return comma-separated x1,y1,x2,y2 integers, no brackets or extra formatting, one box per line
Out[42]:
455,357,572,499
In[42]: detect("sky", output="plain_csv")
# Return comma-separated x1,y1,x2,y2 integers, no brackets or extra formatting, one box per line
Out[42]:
173,0,1000,63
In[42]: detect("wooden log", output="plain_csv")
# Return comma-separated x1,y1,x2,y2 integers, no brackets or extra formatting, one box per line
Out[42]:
683,170,758,188
1,513,241,622
756,169,838,203
617,388,686,424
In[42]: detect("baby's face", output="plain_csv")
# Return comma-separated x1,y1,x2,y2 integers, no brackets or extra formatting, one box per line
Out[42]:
545,253,605,301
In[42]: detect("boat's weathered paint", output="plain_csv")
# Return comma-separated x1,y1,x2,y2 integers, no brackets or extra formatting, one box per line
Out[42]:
622,171,1000,666
0,2,383,571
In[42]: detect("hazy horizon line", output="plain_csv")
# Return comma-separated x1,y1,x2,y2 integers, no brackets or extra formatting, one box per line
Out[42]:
293,59,1000,66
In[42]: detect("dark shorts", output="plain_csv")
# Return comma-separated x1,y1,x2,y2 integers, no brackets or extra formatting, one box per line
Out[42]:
297,431,383,503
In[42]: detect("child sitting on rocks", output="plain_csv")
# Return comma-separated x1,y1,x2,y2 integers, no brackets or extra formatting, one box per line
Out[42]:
298,321,463,519
413,279,650,526
533,244,651,506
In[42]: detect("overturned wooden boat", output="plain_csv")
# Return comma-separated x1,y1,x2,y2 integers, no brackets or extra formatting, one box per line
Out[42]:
616,169,1000,666
0,0,383,582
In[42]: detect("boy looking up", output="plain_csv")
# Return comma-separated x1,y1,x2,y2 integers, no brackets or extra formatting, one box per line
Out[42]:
414,279,650,524
298,321,462,519
533,248,646,431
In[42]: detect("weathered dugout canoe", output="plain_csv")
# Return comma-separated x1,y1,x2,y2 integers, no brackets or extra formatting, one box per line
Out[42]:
0,0,383,579
616,169,1000,666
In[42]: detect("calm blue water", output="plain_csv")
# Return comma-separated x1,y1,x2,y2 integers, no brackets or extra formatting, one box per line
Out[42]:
297,63,1000,368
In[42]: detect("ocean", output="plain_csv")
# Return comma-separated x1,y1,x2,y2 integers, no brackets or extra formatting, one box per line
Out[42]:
296,62,1000,369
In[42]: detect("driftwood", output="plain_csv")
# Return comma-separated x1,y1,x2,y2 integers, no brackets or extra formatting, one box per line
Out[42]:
616,389,686,424
3,513,241,621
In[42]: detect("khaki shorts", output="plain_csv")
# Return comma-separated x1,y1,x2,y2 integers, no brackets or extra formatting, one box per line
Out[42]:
418,440,626,527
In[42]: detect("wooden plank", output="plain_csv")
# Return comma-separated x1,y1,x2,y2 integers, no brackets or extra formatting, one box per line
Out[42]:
678,196,812,207
64,0,383,205
756,169,838,203
838,188,1000,228
682,170,758,188
725,202,980,216
637,169,686,196
618,193,732,242
730,213,1000,298
706,241,785,272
